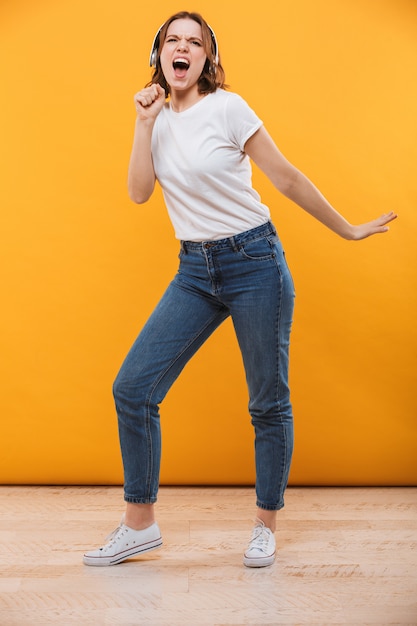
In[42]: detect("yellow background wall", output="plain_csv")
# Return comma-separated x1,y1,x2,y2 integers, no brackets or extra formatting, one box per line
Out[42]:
1,0,416,486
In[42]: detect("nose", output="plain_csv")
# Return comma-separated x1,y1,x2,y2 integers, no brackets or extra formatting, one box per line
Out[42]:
177,37,189,51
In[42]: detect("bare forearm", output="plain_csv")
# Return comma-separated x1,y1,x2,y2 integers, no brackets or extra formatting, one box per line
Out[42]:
246,127,396,240
281,168,396,239
282,169,354,239
127,118,156,204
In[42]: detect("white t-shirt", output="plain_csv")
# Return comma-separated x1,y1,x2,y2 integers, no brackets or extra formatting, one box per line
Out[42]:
151,89,271,241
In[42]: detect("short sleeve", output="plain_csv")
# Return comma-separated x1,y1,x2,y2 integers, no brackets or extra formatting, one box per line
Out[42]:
224,93,263,152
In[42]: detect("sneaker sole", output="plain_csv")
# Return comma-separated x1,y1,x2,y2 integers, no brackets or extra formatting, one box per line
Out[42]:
243,552,275,568
83,537,163,567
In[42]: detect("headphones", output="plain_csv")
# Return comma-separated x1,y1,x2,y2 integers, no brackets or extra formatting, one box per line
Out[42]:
149,20,219,68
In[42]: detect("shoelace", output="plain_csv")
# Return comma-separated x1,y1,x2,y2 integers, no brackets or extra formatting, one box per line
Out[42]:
248,523,271,553
100,523,127,552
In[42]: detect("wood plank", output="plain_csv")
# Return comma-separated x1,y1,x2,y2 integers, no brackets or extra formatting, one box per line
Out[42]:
0,486,416,625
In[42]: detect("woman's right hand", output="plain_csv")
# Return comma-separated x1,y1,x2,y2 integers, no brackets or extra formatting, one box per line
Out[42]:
134,84,166,121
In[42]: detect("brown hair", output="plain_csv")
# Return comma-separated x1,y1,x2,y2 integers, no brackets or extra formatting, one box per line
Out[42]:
146,11,227,95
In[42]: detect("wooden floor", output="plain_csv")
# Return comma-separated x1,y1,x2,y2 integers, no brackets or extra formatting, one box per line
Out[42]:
0,486,416,625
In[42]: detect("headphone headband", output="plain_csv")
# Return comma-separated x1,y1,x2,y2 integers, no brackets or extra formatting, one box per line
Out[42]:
149,20,219,67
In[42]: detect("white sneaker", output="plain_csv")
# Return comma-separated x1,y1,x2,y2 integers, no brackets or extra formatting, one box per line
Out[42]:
243,519,276,568
83,521,162,566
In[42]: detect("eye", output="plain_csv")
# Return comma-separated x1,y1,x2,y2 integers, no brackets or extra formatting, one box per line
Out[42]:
191,40,202,46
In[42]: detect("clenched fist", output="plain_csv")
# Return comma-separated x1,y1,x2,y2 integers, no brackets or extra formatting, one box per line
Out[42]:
134,84,166,121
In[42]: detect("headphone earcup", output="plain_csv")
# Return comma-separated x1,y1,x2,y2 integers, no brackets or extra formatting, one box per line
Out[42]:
149,27,162,67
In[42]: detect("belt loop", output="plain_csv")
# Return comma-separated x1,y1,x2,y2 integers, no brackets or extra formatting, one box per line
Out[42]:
229,235,238,252
180,240,187,254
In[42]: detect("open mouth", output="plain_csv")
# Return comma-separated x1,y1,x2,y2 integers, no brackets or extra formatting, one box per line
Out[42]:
173,58,190,78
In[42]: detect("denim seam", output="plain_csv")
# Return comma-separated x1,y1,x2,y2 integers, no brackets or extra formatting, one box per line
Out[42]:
142,295,228,501
182,221,275,251
252,248,288,512
276,253,287,509
274,249,294,506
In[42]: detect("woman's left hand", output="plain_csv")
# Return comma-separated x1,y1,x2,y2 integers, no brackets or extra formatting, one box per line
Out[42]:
348,211,398,240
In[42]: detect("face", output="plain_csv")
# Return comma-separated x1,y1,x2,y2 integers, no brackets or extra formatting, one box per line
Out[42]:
159,18,208,92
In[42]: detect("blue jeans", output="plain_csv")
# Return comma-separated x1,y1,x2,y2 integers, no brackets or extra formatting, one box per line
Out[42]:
113,221,295,511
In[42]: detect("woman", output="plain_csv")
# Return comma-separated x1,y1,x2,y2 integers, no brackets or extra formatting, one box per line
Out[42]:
83,11,396,568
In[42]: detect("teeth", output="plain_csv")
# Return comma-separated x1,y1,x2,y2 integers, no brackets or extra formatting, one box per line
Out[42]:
173,58,190,69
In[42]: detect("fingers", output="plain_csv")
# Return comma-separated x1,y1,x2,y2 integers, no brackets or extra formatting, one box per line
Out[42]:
379,211,398,226
351,211,398,240
155,83,165,97
373,211,398,233
134,84,166,112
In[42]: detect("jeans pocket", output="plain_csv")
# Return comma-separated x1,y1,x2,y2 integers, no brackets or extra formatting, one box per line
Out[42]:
238,236,276,261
